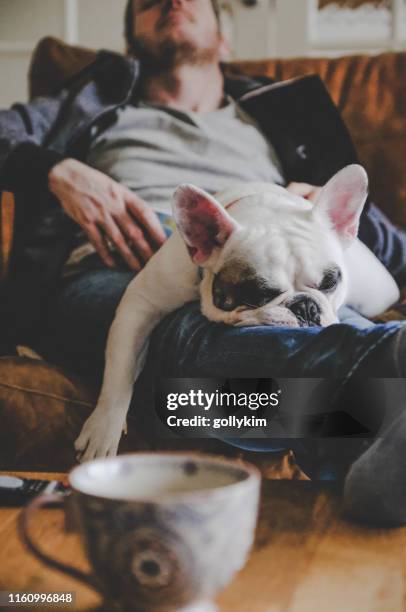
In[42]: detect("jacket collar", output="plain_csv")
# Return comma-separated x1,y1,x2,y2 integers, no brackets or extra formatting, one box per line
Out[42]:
93,50,140,104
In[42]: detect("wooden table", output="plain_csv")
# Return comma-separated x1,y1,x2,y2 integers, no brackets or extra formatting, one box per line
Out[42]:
0,472,405,611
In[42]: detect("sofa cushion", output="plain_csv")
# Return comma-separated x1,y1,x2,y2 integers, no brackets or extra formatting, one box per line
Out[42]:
0,356,149,470
0,356,96,470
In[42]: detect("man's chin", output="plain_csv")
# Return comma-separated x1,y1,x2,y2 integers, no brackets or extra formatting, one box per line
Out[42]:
131,35,219,71
130,29,219,72
156,23,207,52
158,29,195,50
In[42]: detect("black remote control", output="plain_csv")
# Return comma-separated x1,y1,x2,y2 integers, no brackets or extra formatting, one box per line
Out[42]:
0,475,70,506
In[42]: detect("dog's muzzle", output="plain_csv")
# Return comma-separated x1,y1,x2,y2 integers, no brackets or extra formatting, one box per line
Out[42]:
287,294,321,327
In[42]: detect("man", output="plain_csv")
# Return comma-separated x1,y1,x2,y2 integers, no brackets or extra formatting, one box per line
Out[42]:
1,0,406,522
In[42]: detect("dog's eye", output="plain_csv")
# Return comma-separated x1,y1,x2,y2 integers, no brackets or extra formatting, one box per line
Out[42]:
319,267,342,292
235,281,282,308
212,274,281,311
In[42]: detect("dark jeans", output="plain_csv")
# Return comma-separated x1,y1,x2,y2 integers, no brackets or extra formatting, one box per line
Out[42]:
36,261,406,481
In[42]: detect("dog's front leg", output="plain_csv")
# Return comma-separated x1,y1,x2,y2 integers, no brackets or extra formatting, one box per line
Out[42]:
74,232,198,462
75,291,161,461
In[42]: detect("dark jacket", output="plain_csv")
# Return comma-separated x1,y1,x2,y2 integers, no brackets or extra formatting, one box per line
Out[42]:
0,51,402,342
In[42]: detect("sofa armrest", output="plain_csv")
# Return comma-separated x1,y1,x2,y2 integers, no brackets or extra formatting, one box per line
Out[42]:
0,191,14,282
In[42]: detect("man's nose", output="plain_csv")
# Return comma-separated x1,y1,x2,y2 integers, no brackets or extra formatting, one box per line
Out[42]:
288,295,321,327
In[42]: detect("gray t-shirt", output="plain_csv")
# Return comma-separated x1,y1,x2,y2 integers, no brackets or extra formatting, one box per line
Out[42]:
64,98,285,271
87,97,285,214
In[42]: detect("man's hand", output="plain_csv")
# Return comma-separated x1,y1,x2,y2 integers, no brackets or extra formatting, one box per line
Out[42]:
49,158,166,270
286,182,322,204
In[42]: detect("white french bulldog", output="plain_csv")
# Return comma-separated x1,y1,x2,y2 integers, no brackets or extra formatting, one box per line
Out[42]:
75,165,399,462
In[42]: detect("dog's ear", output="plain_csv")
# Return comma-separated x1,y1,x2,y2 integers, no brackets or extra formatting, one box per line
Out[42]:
314,165,368,245
172,184,239,265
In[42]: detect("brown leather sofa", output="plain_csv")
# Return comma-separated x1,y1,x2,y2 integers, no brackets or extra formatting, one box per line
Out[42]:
1,37,406,472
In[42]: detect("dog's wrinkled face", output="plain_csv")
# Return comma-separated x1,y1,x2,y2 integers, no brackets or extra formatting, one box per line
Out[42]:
172,165,368,328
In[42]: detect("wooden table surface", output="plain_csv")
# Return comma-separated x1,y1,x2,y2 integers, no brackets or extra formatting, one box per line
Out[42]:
0,472,405,612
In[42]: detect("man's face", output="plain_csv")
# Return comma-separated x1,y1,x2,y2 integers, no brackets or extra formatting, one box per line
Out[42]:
130,0,223,67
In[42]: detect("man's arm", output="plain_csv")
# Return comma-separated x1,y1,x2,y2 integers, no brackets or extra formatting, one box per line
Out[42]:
1,111,64,198
358,202,406,287
0,91,70,195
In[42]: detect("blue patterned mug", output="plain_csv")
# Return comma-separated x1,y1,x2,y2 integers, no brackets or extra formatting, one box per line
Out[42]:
21,452,261,612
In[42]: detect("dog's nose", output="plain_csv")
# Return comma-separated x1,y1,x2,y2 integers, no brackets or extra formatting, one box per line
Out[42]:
288,295,321,327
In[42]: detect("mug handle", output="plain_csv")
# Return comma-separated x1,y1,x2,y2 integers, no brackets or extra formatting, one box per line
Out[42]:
19,493,98,590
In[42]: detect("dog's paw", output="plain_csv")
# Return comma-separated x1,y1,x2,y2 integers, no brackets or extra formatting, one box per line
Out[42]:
74,407,127,463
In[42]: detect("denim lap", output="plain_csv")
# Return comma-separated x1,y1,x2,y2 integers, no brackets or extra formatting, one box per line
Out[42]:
36,265,405,480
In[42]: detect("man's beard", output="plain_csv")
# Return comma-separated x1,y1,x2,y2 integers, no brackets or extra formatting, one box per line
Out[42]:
128,32,221,74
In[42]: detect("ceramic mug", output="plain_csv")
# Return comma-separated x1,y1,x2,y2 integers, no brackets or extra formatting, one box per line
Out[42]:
20,452,261,612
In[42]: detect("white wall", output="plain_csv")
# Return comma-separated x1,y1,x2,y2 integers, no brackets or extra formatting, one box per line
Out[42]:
76,0,127,51
0,0,405,108
0,0,127,107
